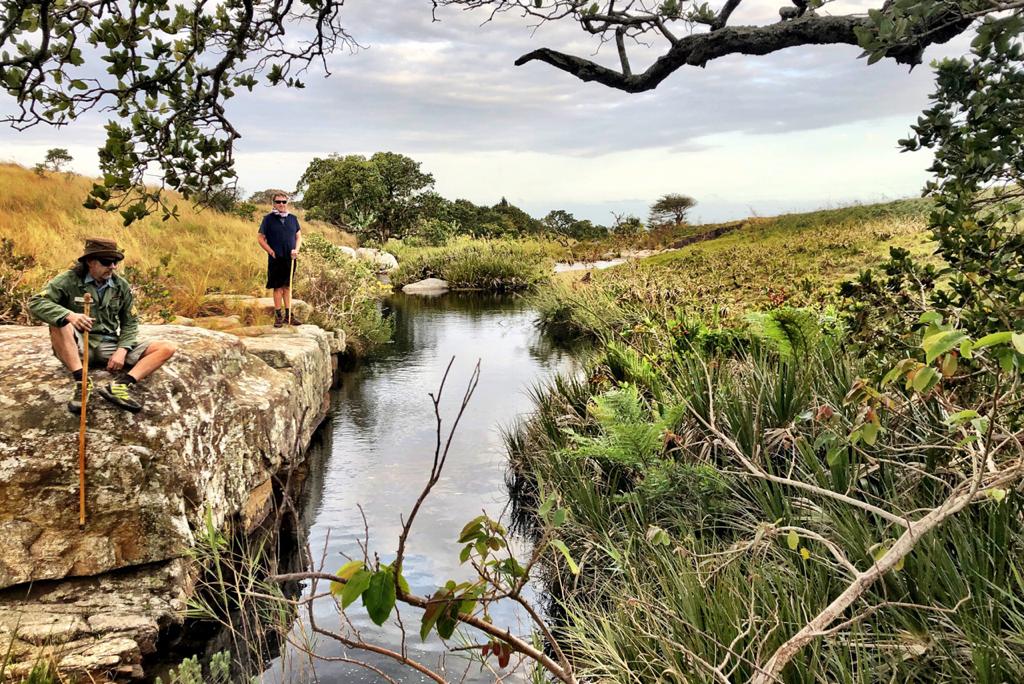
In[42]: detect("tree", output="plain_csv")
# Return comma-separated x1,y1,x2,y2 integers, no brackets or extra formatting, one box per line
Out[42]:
248,188,293,207
373,152,437,241
1,2,997,217
543,210,607,240
300,153,435,243
842,16,1024,351
1,0,354,221
648,193,696,226
610,212,643,237
434,1,988,93
34,147,73,176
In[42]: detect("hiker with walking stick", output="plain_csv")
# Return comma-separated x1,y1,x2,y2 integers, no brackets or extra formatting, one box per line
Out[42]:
28,238,178,414
257,192,302,328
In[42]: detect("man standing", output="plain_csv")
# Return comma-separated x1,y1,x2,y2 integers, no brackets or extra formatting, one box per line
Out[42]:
29,237,177,414
257,192,302,327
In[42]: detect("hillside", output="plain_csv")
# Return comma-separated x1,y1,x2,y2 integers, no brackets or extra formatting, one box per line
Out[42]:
0,163,355,319
539,199,934,337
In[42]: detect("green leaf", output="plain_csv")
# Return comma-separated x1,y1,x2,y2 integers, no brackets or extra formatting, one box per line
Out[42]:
340,569,372,609
786,530,799,551
946,410,978,426
552,508,567,526
330,560,365,596
861,421,879,446
420,590,448,641
940,353,958,378
538,496,554,519
436,601,460,639
550,539,580,575
922,329,967,364
1013,333,1024,355
974,331,1013,349
458,515,487,543
989,488,1007,503
363,569,397,626
799,547,811,561
912,366,940,393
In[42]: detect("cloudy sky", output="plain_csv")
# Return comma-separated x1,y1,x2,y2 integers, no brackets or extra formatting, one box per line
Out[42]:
2,1,972,224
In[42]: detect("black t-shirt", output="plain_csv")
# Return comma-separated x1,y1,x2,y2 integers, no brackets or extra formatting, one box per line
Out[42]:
258,213,301,258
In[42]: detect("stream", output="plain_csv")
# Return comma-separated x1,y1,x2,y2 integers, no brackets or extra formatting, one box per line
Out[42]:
265,293,580,683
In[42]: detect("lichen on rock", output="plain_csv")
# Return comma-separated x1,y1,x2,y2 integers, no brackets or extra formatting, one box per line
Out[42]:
0,321,341,678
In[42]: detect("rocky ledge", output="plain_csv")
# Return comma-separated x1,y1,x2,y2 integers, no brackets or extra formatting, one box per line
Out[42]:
0,322,341,679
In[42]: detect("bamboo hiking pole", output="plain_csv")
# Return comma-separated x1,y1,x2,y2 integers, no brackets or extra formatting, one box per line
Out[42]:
288,255,296,326
78,292,92,528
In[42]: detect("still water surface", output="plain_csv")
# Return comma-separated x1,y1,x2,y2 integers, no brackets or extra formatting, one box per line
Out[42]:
266,293,579,683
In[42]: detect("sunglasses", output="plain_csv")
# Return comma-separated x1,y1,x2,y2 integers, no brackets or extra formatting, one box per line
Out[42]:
273,200,288,205
97,257,122,266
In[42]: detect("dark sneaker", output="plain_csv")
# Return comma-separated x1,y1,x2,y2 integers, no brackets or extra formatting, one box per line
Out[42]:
67,379,93,414
273,310,284,328
99,381,143,413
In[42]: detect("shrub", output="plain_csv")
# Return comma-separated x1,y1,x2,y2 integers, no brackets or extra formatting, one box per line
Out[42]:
0,237,36,324
123,255,175,322
297,233,392,354
390,238,559,291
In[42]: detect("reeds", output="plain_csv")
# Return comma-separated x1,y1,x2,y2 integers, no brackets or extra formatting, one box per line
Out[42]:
507,324,1024,682
389,237,562,291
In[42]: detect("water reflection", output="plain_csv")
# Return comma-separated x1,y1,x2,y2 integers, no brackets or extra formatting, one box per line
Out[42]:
266,294,579,683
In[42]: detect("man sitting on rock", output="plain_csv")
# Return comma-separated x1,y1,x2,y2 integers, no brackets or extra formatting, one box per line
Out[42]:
28,237,177,414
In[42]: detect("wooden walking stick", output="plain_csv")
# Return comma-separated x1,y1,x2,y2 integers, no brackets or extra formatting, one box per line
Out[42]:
288,255,296,326
78,292,92,528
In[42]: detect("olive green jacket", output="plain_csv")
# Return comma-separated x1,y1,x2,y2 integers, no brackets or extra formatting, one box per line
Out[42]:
28,269,140,349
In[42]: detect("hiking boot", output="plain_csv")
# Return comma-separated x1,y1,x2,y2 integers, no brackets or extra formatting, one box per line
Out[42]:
98,381,143,413
285,309,303,326
67,379,93,414
273,309,284,328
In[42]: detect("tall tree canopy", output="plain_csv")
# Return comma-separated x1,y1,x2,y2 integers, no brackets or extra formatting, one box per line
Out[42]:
649,193,696,226
299,152,435,243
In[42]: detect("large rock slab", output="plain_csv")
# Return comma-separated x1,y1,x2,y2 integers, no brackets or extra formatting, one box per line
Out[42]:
198,294,313,323
355,248,398,272
402,278,449,295
0,560,189,680
0,324,334,590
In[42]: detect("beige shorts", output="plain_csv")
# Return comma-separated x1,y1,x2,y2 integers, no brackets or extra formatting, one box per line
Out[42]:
65,329,151,367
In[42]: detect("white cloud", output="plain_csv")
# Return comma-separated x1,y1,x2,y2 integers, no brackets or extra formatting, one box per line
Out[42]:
0,1,971,224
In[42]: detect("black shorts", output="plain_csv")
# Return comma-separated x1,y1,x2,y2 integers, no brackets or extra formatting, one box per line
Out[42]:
266,256,297,289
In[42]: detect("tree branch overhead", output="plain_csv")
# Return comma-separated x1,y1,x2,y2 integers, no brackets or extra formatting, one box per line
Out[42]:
450,0,979,93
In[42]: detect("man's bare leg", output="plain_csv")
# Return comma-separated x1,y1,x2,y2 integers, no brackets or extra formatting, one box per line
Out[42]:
49,325,83,373
127,341,177,382
273,287,284,310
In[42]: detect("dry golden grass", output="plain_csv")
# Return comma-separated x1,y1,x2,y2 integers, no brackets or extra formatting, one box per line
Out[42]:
0,163,355,315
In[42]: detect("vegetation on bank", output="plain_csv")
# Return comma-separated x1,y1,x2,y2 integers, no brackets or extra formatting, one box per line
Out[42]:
388,238,563,291
508,23,1024,681
536,199,933,340
510,319,1024,682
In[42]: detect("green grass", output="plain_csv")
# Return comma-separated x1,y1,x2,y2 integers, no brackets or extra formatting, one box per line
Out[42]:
536,199,934,340
508,198,1024,682
388,237,563,291
508,332,1024,683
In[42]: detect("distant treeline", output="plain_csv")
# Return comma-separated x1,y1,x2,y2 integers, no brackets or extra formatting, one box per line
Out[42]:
236,152,695,246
